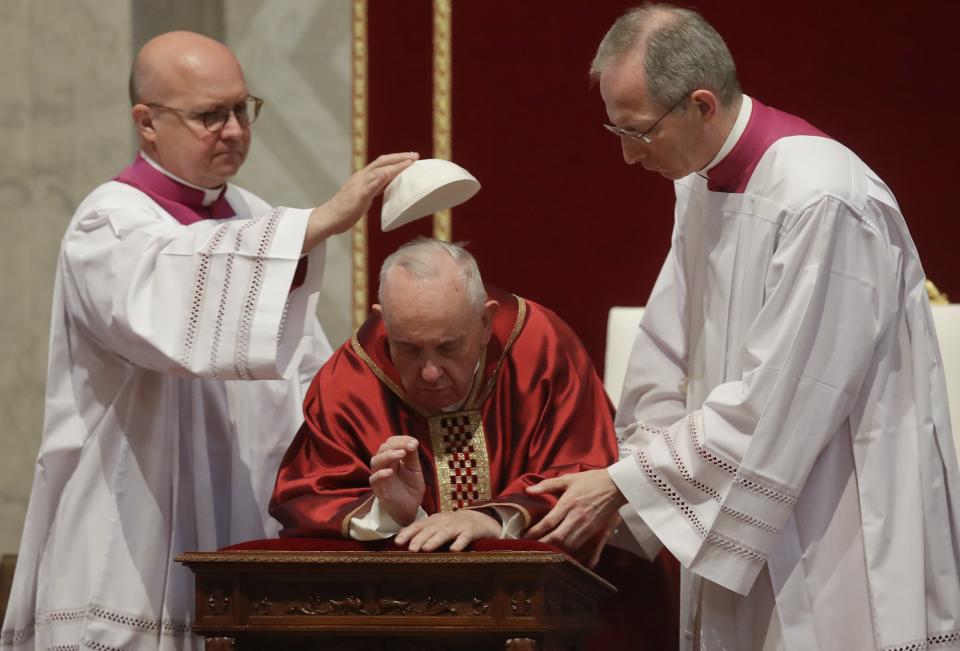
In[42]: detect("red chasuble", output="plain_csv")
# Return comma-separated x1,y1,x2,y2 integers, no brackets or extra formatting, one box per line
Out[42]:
270,287,617,538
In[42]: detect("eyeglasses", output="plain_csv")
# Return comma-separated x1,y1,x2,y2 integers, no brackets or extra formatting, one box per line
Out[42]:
146,95,264,132
602,91,690,144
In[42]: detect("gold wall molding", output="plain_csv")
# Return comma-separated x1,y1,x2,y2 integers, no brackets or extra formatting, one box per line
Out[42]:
351,0,369,330
927,279,950,304
432,0,452,241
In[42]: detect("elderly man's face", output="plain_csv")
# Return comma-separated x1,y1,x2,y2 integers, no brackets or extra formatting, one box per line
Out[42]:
379,268,494,413
600,58,705,180
145,52,252,188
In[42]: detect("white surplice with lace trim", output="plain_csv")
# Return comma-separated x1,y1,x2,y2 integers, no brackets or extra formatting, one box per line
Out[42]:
609,103,960,650
1,179,331,651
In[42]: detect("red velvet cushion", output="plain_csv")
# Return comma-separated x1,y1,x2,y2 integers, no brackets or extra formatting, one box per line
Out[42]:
221,537,566,555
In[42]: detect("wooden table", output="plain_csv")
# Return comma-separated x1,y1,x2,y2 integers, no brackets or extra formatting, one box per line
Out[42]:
177,547,616,650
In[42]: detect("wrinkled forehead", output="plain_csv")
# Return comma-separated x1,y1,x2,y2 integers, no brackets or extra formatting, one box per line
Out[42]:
382,275,477,336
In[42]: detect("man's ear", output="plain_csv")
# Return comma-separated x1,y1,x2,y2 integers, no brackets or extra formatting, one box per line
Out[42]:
480,299,499,343
372,303,383,316
690,89,718,121
132,104,157,143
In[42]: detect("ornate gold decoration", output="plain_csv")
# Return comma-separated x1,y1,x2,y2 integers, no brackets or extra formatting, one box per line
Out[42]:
287,595,458,616
469,296,527,408
350,334,428,418
927,279,950,304
252,596,272,615
432,0,452,241
351,0,370,329
428,410,492,512
181,550,563,565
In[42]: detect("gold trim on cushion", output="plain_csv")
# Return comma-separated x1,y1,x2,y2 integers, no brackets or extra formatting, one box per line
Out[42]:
432,0,452,242
351,0,369,330
428,410,491,512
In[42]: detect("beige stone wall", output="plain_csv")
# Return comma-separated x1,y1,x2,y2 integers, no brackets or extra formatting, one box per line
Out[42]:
0,0,134,554
226,0,354,349
0,0,353,554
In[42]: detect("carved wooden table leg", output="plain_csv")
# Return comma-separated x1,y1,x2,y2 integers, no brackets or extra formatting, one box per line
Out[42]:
205,636,235,650
505,638,537,651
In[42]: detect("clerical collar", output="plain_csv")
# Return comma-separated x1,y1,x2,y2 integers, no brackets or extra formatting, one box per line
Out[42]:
114,153,236,225
699,96,830,194
140,151,224,207
701,94,753,177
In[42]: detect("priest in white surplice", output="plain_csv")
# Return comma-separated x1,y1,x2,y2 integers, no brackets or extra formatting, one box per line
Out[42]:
0,32,416,651
526,4,960,650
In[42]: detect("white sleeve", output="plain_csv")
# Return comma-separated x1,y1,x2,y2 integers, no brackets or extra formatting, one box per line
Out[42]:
61,196,321,381
348,498,427,540
613,198,894,595
492,506,525,540
616,214,690,448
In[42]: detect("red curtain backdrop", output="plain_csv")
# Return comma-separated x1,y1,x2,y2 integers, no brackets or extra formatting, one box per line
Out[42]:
365,0,960,375
363,5,958,646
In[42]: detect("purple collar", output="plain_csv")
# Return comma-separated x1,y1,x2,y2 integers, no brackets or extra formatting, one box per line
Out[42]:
706,98,830,194
114,154,235,225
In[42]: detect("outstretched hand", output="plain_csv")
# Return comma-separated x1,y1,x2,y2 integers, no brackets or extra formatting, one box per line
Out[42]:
523,469,627,565
395,509,501,552
369,435,425,526
303,152,418,252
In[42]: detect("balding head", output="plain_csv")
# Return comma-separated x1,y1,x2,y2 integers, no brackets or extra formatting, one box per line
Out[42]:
130,31,243,106
590,3,740,111
129,31,253,188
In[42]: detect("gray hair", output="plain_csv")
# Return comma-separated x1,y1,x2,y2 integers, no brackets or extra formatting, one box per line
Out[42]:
590,3,740,110
378,238,486,322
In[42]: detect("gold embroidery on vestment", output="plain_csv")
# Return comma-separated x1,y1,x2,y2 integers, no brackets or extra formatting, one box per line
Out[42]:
468,295,527,409
428,410,491,512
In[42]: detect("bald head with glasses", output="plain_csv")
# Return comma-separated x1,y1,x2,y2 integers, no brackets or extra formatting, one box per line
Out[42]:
129,31,261,189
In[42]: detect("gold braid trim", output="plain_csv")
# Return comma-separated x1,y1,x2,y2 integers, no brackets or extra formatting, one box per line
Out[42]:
429,410,491,513
432,0,452,241
351,334,430,418
351,0,370,330
467,295,527,410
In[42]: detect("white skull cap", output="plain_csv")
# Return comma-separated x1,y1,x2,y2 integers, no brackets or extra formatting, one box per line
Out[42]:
380,159,480,232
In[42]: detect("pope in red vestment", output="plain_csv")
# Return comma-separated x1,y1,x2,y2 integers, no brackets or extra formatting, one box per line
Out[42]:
269,242,617,547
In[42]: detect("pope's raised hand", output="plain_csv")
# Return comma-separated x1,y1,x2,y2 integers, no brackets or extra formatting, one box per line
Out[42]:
369,435,425,526
303,152,418,252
